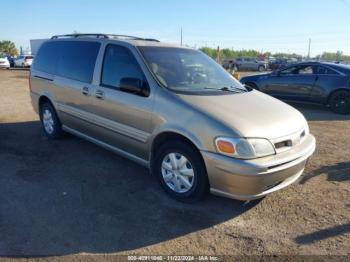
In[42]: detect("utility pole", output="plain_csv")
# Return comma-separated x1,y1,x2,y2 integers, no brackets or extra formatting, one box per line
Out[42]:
180,27,183,46
307,38,311,59
216,46,220,63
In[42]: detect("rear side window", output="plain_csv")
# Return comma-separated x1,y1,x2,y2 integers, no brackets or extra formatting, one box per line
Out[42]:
33,41,100,83
316,66,339,75
101,44,145,89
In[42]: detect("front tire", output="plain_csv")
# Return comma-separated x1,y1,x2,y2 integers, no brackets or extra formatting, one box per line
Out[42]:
152,140,209,202
40,102,64,138
329,90,350,114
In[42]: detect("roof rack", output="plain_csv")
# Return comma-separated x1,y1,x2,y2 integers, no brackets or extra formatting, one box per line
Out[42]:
51,33,160,42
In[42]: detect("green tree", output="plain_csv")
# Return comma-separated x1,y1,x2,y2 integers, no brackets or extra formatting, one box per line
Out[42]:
0,40,18,56
199,47,217,59
321,51,350,62
200,47,262,60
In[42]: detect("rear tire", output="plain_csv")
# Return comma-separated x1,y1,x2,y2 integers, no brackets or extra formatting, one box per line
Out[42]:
258,65,265,72
329,90,350,114
40,102,64,139
152,140,209,202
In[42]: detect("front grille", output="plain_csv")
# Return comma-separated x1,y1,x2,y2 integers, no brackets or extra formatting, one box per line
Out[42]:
267,159,296,170
274,140,292,149
272,129,306,152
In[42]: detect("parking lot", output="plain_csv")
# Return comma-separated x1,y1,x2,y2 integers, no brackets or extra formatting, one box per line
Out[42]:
0,68,349,258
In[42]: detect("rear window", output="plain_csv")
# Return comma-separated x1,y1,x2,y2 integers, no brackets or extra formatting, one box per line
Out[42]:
25,56,33,59
33,40,100,83
316,66,339,75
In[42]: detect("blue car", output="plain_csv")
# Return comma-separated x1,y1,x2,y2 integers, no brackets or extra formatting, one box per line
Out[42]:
240,62,350,114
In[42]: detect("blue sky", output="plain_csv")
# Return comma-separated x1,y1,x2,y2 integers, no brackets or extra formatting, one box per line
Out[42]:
1,0,350,56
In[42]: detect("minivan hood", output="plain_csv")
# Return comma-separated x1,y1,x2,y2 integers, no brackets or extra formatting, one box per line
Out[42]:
178,90,307,140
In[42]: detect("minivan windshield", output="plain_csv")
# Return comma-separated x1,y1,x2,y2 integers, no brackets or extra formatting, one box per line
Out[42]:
138,46,246,93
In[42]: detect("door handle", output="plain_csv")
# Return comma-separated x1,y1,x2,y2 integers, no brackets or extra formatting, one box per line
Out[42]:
34,75,53,82
95,90,104,100
82,86,89,95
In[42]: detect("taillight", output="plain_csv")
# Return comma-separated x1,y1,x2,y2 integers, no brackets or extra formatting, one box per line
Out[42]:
29,71,32,91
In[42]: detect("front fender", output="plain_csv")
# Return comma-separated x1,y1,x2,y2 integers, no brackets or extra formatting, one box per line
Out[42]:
150,123,204,151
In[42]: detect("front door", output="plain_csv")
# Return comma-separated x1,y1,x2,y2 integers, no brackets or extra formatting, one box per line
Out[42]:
264,64,317,101
89,44,155,161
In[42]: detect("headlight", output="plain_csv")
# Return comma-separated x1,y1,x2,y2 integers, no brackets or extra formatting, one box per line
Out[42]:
215,137,275,159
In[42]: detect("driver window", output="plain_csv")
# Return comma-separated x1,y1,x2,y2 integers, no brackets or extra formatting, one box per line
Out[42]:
101,44,145,89
280,66,298,75
298,66,314,75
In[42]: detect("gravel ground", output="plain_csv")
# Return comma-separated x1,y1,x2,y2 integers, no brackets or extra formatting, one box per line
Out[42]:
0,69,349,259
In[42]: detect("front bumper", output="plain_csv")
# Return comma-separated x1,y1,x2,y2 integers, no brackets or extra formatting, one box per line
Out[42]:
201,134,316,200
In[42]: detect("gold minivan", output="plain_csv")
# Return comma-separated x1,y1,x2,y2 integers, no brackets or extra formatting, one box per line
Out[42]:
30,34,316,202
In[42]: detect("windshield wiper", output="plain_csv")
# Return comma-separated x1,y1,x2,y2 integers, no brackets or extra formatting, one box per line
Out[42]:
227,86,248,92
204,86,245,93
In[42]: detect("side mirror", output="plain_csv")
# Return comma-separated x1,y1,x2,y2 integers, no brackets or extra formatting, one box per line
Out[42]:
120,77,150,97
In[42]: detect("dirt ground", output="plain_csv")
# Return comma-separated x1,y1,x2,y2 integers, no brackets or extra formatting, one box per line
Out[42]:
0,69,349,259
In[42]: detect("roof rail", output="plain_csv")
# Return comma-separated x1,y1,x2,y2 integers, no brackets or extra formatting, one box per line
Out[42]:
51,34,109,39
51,33,160,42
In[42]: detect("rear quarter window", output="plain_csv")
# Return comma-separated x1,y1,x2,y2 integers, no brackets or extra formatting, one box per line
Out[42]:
33,41,100,83
316,66,339,75
32,42,59,74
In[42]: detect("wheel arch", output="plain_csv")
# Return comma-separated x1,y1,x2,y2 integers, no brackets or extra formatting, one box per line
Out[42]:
38,95,55,113
326,88,350,105
150,131,204,169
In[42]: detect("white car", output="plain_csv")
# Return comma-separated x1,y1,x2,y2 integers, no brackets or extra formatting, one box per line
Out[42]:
14,55,34,67
0,56,10,69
